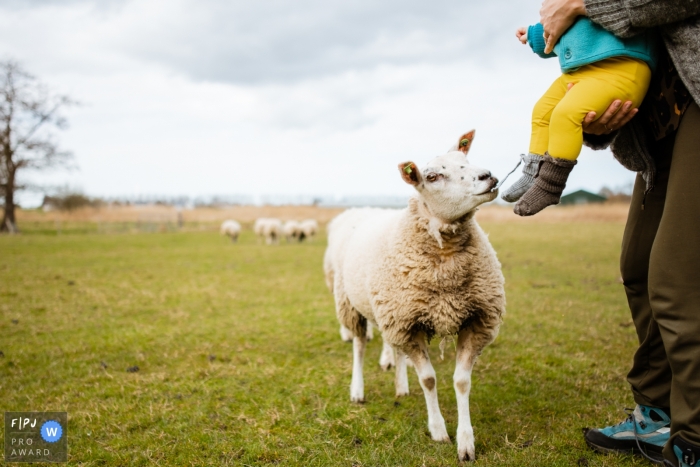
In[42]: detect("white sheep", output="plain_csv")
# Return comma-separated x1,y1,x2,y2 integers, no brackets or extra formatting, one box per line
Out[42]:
283,220,301,243
220,220,241,242
323,130,505,462
254,218,283,245
298,219,318,242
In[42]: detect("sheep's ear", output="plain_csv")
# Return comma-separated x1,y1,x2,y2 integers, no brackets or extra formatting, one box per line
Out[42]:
398,161,421,186
449,129,476,154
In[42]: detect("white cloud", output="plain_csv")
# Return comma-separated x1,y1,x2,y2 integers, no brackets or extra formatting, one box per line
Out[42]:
0,0,635,205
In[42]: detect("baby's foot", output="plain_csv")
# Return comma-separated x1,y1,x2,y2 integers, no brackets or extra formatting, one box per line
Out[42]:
501,153,544,202
514,155,577,216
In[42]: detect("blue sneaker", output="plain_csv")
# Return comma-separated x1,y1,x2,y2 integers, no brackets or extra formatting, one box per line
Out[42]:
671,437,700,467
584,405,670,461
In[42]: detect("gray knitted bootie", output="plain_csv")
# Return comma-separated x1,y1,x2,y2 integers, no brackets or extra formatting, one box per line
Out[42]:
501,153,545,202
514,154,577,216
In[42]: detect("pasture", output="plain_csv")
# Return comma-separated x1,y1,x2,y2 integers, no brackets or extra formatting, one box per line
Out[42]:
0,206,651,466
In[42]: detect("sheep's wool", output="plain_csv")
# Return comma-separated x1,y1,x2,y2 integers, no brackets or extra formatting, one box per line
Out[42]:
325,197,505,348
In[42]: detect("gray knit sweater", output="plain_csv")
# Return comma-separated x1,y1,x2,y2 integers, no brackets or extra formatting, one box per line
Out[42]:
582,0,700,191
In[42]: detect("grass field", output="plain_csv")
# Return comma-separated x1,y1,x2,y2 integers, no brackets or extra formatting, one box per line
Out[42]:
0,213,654,466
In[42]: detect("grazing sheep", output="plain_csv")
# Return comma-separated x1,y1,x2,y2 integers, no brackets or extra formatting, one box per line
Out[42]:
253,218,266,240
254,218,283,245
298,219,318,242
283,220,302,243
220,220,241,242
323,130,505,462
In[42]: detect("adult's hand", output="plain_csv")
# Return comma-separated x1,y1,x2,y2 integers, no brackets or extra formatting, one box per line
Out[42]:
540,0,587,54
582,100,638,135
566,80,638,136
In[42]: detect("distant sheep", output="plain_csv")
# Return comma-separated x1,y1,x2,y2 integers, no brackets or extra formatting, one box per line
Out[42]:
323,130,505,462
298,219,319,242
283,220,302,243
220,220,241,242
254,218,283,245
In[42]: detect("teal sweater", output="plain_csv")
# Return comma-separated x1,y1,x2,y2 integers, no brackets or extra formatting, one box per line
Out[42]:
527,17,658,73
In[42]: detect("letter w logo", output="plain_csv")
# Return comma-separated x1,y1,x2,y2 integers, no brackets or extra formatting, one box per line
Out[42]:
46,427,58,437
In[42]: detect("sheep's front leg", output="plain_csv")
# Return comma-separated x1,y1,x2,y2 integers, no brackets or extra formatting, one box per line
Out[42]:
403,332,449,442
454,327,488,462
350,335,367,402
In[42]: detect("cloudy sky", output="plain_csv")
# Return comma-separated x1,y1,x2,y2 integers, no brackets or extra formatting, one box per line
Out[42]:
0,0,636,205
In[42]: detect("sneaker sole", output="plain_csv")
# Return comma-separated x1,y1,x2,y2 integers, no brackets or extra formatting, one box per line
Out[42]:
583,428,665,461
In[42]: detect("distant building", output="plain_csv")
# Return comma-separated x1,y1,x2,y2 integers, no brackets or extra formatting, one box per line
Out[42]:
560,189,607,205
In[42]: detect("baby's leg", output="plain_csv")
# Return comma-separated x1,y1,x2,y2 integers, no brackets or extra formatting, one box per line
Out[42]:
515,61,650,216
515,59,650,216
548,60,651,160
502,76,567,203
530,75,568,156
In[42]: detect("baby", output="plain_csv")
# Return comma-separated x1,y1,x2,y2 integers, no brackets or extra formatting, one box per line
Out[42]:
502,17,658,216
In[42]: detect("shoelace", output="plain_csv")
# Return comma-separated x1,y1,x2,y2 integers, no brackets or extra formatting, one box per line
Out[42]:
490,157,523,192
624,407,667,465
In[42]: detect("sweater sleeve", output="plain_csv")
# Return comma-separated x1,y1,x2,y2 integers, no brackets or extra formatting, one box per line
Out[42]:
585,0,700,38
582,131,616,150
527,23,558,58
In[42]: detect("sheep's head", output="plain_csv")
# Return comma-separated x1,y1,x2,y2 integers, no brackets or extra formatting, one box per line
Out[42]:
399,130,498,223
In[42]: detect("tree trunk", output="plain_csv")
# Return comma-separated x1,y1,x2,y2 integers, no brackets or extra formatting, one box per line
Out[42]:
1,170,18,233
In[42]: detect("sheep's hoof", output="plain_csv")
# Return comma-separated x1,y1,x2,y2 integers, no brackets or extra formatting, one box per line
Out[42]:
350,396,365,404
429,423,451,443
395,390,409,397
457,429,475,461
380,362,393,371
430,431,451,443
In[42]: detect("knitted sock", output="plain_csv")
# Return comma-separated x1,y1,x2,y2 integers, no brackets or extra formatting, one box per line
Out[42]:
514,154,577,216
501,153,545,203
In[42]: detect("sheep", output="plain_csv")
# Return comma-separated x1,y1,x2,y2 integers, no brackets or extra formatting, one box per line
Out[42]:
254,218,283,245
220,220,241,242
253,218,266,240
283,220,302,243
323,130,505,462
298,219,318,242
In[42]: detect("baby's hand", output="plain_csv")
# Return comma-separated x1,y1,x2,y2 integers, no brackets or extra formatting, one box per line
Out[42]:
515,27,528,44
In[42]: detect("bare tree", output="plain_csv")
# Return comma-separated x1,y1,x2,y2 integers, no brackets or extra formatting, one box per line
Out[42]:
0,61,75,233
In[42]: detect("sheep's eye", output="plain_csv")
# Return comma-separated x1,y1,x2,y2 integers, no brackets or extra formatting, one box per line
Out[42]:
426,173,438,182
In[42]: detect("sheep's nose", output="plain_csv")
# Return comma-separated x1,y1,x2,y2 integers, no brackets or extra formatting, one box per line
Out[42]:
478,171,492,181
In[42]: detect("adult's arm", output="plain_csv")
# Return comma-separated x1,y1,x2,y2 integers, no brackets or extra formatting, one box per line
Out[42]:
540,0,700,51
586,0,700,37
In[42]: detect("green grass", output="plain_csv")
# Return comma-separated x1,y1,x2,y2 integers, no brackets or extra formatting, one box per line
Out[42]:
0,222,651,466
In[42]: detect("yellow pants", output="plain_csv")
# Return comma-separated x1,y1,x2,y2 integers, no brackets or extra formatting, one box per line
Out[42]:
530,57,652,160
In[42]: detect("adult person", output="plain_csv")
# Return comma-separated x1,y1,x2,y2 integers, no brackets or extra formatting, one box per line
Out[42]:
538,0,700,465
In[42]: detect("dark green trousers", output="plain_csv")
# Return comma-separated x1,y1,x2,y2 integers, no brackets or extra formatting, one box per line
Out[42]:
621,102,700,461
